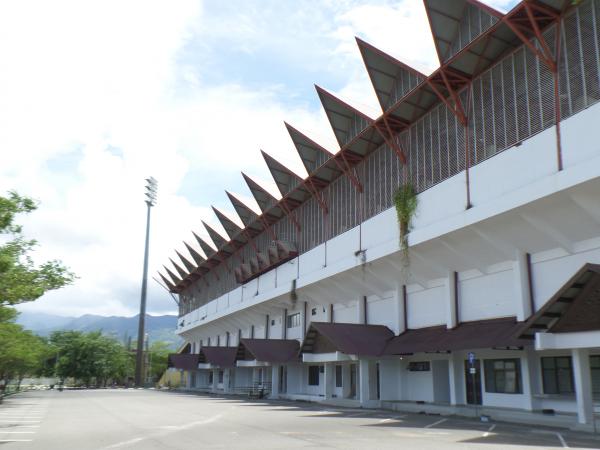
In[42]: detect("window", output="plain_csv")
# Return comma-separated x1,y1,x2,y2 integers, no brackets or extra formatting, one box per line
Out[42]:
218,371,224,383
208,371,213,384
591,355,600,396
484,359,522,394
271,319,275,326
287,312,301,328
308,366,320,386
542,357,574,395
311,307,317,316
408,361,430,372
335,365,343,388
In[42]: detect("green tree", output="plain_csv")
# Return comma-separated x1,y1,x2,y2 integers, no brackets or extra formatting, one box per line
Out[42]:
50,331,133,386
0,191,75,306
148,341,170,382
0,320,51,390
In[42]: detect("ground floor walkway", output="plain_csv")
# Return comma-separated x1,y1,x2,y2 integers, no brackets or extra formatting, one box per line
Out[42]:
3,389,600,449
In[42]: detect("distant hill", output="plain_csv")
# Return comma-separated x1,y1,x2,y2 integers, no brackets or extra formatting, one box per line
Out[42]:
16,312,181,350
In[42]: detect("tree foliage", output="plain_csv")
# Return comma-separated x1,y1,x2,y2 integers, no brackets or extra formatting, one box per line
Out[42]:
0,191,76,306
50,331,133,386
0,308,51,384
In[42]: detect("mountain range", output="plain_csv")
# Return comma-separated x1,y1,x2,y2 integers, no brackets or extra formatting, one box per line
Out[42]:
16,312,181,350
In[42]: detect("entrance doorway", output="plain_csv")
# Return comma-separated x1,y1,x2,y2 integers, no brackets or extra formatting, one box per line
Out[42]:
464,360,482,405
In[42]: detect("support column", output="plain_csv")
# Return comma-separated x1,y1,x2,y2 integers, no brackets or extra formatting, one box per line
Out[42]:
520,354,535,411
342,365,351,399
446,271,458,329
394,285,406,335
356,296,366,324
513,250,533,321
572,348,594,425
359,359,371,405
211,369,218,392
448,353,463,405
223,369,231,394
270,364,280,399
324,363,334,400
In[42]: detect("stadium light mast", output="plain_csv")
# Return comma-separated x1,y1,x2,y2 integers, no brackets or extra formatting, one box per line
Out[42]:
135,177,157,387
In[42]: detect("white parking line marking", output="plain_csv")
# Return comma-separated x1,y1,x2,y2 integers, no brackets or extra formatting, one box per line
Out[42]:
0,440,33,442
379,418,393,423
424,418,447,429
556,432,569,448
483,424,496,437
0,431,36,434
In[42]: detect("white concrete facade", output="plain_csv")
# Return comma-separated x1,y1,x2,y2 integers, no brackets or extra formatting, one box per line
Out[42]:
170,0,600,432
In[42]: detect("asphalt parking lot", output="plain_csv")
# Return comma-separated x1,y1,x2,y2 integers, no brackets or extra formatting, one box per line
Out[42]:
1,389,599,449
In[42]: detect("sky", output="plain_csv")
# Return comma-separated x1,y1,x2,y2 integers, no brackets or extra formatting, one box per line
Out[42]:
1,0,517,318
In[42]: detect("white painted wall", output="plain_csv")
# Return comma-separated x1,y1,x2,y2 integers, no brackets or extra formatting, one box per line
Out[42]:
333,303,358,324
458,269,515,322
326,227,360,266
277,259,298,285
299,246,326,277
562,101,600,169
366,294,396,330
406,286,446,328
531,246,600,311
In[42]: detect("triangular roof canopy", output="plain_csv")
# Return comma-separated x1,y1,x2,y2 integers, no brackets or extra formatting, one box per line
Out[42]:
193,231,216,258
226,191,259,227
212,206,244,240
261,151,303,197
424,0,502,64
285,122,334,175
315,85,374,148
184,242,206,266
169,258,188,279
520,263,600,339
168,353,200,370
199,346,238,368
175,250,196,273
301,322,394,357
202,221,228,250
242,173,279,213
384,317,528,355
163,265,182,285
158,271,176,291
356,37,426,111
237,338,300,364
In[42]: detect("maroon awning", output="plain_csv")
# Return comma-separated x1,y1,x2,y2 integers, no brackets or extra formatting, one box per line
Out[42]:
301,322,394,357
520,263,600,339
167,353,200,371
199,346,238,368
237,339,300,363
384,317,529,355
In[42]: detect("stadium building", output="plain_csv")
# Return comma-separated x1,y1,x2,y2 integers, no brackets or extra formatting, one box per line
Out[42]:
164,0,600,430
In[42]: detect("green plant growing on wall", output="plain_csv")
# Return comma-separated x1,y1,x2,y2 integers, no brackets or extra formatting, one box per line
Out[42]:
393,183,418,267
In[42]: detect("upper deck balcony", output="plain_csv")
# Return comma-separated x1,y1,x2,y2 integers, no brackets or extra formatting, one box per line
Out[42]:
177,100,600,334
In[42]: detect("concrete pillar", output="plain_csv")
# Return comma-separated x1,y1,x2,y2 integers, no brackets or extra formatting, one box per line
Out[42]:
342,364,352,399
446,271,457,329
520,354,535,411
211,369,218,392
394,285,406,335
572,348,594,425
356,296,366,324
448,354,463,405
324,363,334,400
513,250,533,321
223,369,231,393
270,364,280,398
359,359,371,405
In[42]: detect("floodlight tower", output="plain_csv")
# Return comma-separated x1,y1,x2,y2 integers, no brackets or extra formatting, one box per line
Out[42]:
135,177,157,387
